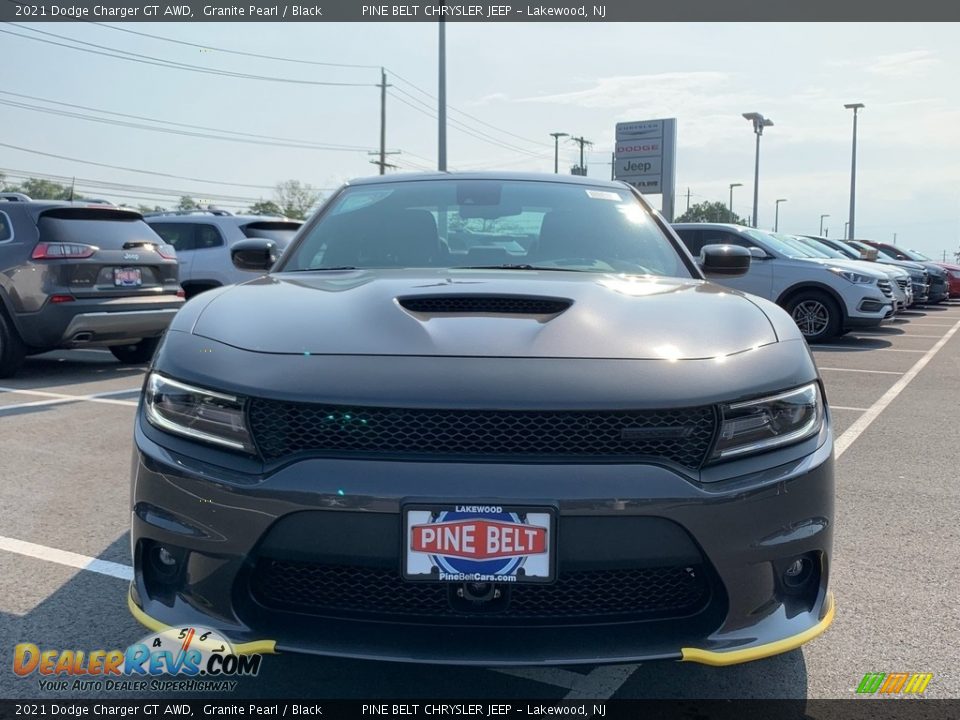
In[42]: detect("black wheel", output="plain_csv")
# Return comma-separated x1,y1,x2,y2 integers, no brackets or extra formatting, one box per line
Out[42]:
110,337,160,364
0,312,27,378
784,291,841,343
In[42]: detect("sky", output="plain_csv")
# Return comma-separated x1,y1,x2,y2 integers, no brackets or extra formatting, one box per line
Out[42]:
3,21,959,259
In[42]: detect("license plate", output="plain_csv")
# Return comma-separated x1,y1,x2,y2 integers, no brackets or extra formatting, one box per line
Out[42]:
403,504,554,583
113,268,142,287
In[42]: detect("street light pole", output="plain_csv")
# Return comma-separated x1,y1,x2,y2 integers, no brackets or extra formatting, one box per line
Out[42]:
774,198,787,232
819,214,830,236
742,112,774,229
729,182,742,217
549,132,569,174
844,103,864,239
437,20,447,172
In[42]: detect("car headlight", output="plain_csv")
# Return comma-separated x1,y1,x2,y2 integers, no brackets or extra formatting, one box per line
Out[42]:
145,373,255,453
712,383,824,460
828,267,874,284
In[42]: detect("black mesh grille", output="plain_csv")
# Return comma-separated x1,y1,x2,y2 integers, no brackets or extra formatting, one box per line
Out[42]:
251,559,711,624
248,402,717,467
399,296,571,315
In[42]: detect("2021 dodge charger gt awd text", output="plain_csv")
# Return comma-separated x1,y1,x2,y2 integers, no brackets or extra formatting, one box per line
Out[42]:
130,173,835,666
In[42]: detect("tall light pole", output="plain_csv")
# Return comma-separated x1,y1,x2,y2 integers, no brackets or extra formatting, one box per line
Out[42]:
742,112,774,229
819,214,830,236
437,20,447,172
549,132,569,174
844,221,850,238
844,103,864,239
728,182,742,217
774,198,787,232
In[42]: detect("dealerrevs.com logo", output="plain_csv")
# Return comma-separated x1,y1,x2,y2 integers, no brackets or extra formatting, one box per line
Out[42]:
13,626,262,693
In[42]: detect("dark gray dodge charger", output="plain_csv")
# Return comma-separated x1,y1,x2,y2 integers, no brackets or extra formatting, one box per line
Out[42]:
130,173,835,666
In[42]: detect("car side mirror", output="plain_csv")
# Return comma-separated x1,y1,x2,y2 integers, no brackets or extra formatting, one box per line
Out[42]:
231,239,278,271
748,246,770,260
700,244,751,277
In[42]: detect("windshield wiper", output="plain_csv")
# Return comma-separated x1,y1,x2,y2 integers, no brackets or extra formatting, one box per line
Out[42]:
454,264,587,272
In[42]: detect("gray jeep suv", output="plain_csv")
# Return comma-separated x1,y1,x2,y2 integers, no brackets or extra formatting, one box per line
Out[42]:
0,198,183,377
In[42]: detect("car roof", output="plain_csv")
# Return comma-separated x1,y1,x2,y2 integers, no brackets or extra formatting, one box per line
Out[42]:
670,222,756,231
144,214,300,224
344,171,637,189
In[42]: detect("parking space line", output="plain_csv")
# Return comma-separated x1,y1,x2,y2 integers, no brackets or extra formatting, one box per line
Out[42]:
818,367,903,375
0,535,132,581
0,386,139,407
835,316,960,459
830,406,870,412
495,664,638,700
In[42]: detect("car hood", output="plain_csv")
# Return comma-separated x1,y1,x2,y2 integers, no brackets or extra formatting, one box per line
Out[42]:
187,270,781,360
801,257,890,279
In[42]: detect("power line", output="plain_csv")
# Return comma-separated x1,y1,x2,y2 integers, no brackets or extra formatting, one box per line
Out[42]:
0,90,373,152
387,89,545,158
388,70,553,150
89,22,381,70
0,168,267,204
1,25,375,87
0,142,333,191
0,97,375,153
88,22,551,152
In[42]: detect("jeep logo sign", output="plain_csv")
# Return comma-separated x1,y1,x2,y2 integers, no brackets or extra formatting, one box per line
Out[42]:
614,118,677,220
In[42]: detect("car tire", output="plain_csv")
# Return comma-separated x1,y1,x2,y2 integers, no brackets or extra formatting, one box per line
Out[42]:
0,312,27,378
785,291,841,343
110,337,160,364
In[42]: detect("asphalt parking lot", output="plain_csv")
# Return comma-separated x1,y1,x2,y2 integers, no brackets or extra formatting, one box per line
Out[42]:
2,301,959,701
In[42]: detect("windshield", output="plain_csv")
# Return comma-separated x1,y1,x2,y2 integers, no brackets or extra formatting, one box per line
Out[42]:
280,179,691,278
903,248,931,261
769,232,832,258
745,229,816,258
792,236,847,259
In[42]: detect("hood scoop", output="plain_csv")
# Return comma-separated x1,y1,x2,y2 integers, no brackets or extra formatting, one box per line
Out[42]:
398,295,572,316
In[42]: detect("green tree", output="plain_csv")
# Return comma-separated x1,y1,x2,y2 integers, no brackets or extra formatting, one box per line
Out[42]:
674,201,747,225
274,180,322,220
248,199,283,216
177,196,200,212
18,178,73,200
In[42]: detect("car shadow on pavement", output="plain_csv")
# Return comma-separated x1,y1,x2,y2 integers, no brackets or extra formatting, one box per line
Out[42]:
2,533,810,701
811,338,893,351
4,352,147,390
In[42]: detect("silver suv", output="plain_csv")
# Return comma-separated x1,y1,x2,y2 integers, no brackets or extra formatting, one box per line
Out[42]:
672,223,894,342
145,210,302,298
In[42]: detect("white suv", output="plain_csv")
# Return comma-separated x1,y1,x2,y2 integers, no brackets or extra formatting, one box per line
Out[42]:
145,210,302,298
672,223,894,342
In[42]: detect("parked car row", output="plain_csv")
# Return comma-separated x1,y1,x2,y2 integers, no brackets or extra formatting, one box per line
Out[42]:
0,196,302,377
671,223,951,342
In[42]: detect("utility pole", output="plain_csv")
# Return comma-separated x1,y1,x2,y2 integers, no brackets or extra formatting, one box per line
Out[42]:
368,151,400,173
549,132,569,174
438,20,447,172
378,68,389,175
610,152,615,181
742,112,773,229
685,187,691,212
893,232,897,245
569,136,592,176
845,103,865,239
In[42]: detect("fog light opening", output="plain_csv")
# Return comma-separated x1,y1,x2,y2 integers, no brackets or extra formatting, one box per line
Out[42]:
783,557,813,589
149,544,182,582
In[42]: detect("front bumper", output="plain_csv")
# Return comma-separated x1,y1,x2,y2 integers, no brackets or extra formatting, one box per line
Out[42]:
130,410,835,666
